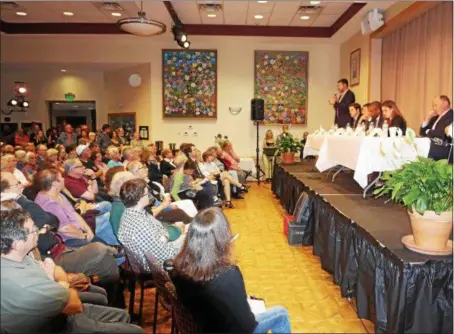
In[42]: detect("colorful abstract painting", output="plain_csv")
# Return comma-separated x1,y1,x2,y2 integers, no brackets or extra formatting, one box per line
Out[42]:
254,51,309,125
162,50,217,119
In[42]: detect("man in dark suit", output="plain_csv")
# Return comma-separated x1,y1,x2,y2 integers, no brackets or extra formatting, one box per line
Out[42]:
420,95,453,161
329,78,356,128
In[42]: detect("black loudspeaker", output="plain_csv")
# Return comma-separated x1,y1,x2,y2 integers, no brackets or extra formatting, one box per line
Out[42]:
251,98,264,121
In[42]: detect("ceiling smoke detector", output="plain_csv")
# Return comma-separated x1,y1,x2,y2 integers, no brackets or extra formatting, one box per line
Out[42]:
298,5,323,15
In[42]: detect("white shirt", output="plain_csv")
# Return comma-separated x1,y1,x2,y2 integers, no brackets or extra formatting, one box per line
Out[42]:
203,161,220,174
13,168,28,185
422,108,450,130
164,158,175,168
431,108,451,130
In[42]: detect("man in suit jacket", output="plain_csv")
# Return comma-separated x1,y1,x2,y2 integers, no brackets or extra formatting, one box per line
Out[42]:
420,95,453,141
421,95,453,161
329,78,356,128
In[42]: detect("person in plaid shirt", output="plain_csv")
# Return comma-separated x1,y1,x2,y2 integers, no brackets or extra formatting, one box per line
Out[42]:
117,178,184,272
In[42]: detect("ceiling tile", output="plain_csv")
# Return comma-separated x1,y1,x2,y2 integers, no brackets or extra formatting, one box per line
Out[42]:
321,2,352,15
289,15,317,27
268,1,302,26
312,14,339,26
223,1,249,25
172,1,202,24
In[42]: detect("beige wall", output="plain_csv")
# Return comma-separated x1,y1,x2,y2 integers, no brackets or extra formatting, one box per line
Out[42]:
339,1,414,104
1,34,340,156
0,67,104,129
104,63,151,143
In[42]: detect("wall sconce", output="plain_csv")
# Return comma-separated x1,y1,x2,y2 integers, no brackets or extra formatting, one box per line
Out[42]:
229,105,242,115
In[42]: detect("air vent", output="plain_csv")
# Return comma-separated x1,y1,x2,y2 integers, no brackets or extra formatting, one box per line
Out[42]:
298,5,323,14
92,2,125,12
198,4,223,12
103,2,124,11
0,2,20,10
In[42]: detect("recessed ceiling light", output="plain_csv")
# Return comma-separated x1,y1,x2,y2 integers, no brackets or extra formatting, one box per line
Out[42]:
63,12,74,16
254,14,264,19
300,15,310,20
207,13,217,18
257,1,268,3
310,1,321,4
111,12,122,17
16,12,27,16
61,69,67,72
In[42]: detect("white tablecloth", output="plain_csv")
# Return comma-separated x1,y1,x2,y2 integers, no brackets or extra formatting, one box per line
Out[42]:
239,158,257,179
303,135,325,157
315,136,431,188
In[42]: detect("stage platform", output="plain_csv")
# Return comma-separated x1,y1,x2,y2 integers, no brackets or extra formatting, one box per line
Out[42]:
272,162,453,333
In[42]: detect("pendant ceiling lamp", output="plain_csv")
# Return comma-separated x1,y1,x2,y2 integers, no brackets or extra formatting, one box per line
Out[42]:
117,1,166,37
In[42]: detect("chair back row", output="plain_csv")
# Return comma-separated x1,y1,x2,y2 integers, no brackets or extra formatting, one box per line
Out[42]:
144,252,199,334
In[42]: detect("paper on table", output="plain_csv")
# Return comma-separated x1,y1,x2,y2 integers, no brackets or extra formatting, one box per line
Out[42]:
247,298,266,315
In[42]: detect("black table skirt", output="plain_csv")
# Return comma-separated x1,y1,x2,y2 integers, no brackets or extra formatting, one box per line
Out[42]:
272,164,453,333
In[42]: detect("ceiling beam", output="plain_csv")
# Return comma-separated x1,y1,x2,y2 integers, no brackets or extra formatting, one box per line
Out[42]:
331,3,367,34
0,20,125,34
185,24,333,38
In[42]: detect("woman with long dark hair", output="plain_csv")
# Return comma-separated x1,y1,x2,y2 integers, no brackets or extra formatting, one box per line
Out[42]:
172,207,291,333
382,100,407,134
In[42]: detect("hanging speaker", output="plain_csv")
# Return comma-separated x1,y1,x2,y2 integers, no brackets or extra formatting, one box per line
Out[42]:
251,98,264,121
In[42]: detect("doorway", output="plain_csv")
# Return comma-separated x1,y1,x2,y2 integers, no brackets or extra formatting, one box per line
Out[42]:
48,101,96,131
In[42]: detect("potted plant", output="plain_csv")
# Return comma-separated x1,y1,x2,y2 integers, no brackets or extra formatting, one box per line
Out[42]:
374,157,453,251
275,136,304,164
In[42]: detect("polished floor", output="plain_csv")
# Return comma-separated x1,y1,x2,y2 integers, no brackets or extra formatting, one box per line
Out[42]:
126,183,374,333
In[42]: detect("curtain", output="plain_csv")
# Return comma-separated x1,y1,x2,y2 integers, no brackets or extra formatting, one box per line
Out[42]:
381,2,453,131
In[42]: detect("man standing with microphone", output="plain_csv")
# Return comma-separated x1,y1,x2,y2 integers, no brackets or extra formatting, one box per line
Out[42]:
328,78,356,128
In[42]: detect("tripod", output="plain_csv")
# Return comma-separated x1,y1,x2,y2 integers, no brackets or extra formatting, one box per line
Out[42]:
254,121,266,185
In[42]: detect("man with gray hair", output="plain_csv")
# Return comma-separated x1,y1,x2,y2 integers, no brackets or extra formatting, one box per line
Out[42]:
0,208,143,333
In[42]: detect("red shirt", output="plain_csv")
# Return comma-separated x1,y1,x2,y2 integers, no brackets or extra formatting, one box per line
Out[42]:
15,134,30,146
64,175,89,199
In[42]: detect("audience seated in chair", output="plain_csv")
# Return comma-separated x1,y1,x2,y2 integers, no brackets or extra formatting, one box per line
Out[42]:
171,207,291,333
118,178,185,270
34,168,119,248
0,207,143,333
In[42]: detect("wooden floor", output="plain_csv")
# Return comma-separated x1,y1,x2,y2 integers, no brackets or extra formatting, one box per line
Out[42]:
126,183,374,333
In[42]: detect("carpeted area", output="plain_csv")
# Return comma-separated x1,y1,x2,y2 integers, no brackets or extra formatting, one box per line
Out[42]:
126,183,374,333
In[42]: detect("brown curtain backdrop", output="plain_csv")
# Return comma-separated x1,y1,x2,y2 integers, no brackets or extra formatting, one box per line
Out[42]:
381,1,453,131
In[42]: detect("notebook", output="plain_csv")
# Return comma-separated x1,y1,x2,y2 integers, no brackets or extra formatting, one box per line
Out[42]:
247,298,266,315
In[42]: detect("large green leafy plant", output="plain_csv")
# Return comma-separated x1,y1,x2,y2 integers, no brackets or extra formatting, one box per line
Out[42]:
275,135,304,155
374,157,453,215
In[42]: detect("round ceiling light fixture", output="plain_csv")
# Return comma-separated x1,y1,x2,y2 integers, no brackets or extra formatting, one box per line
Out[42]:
117,1,166,37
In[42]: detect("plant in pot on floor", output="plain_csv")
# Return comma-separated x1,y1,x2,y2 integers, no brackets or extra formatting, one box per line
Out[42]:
374,157,453,254
275,136,304,164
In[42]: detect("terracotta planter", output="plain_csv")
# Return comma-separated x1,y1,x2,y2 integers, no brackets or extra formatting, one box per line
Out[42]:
408,210,453,250
281,152,295,164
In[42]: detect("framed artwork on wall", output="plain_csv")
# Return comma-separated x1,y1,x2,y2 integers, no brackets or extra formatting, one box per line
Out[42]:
108,113,136,139
162,49,217,119
254,50,309,125
139,126,149,140
350,48,361,87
